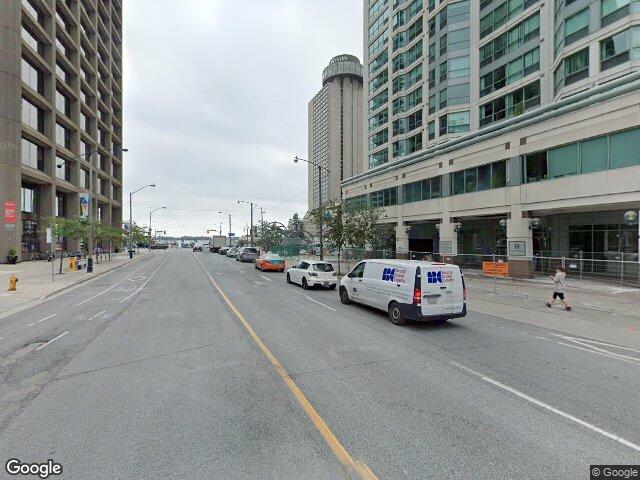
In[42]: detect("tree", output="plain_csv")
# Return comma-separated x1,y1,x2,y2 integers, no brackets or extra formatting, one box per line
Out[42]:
255,222,285,252
344,204,386,249
287,213,307,239
49,217,88,274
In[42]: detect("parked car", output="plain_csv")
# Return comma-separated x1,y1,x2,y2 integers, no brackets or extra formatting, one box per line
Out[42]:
286,260,336,290
255,253,285,272
237,246,260,262
150,244,169,250
226,247,239,258
339,259,467,326
219,246,230,255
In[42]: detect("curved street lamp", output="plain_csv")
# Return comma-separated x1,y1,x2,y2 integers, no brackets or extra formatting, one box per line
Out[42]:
293,156,330,260
129,184,156,258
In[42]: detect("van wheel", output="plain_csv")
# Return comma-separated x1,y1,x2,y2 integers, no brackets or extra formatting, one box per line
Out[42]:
302,278,309,290
286,273,292,284
388,302,406,326
339,287,351,304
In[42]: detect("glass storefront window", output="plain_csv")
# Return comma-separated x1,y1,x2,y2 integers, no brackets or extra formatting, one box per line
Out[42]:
580,136,608,173
548,143,578,178
610,128,640,168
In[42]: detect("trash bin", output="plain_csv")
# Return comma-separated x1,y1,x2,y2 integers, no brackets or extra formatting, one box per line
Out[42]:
87,257,93,273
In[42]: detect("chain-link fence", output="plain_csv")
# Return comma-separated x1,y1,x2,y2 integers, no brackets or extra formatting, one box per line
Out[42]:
270,245,640,287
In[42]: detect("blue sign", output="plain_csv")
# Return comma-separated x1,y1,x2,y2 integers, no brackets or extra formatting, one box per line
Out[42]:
382,267,395,282
427,271,443,284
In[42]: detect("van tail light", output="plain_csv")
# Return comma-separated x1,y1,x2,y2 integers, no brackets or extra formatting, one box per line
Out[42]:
413,288,421,304
463,287,467,301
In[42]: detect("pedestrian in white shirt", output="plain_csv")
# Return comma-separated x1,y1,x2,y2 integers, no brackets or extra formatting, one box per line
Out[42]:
546,266,572,311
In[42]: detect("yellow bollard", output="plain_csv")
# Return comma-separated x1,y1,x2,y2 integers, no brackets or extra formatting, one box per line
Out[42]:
8,274,18,291
68,256,77,272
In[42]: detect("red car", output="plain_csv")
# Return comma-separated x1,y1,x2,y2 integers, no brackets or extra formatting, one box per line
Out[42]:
255,253,285,272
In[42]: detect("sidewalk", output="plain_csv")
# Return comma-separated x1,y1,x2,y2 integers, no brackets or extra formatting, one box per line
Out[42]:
0,251,151,319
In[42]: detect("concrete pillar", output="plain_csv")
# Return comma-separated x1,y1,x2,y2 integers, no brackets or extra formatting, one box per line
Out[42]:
0,1,22,262
396,223,409,259
507,207,534,278
438,219,458,263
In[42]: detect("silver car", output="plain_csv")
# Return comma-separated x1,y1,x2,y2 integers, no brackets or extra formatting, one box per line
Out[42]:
236,247,260,262
226,247,239,258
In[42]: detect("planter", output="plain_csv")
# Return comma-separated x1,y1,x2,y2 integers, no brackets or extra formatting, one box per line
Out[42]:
6,255,18,264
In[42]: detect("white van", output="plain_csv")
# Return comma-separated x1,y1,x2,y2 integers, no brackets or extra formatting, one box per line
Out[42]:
339,259,467,325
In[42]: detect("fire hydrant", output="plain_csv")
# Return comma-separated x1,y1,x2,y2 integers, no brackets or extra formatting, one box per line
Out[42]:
8,274,18,291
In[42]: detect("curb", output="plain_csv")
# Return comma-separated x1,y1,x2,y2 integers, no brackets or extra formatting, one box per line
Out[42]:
0,252,152,321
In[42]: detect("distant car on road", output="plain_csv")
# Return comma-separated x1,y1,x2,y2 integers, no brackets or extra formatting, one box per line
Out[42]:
226,247,239,258
255,253,285,272
286,260,336,290
193,245,203,252
236,247,260,262
219,246,230,255
150,244,168,250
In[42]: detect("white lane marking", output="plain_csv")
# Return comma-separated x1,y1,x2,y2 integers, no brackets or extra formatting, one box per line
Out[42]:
549,334,640,354
451,361,640,452
88,310,107,321
74,258,158,307
118,257,168,303
258,275,272,282
305,296,337,312
556,337,640,363
27,313,57,327
35,331,69,351
534,336,640,366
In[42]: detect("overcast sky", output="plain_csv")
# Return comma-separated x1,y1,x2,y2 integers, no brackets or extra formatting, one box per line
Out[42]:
122,0,362,238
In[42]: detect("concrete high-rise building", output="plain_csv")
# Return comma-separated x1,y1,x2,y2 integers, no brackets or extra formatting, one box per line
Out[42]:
346,0,640,276
307,55,364,211
0,0,124,263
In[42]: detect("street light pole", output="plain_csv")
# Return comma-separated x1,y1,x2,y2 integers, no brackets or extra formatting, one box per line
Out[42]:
218,211,233,246
294,156,329,261
128,184,156,258
149,206,166,250
238,200,258,246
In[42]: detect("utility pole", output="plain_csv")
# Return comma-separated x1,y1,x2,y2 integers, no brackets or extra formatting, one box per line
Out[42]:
250,202,254,246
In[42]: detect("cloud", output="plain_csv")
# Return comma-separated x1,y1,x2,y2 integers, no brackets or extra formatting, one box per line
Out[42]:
122,0,362,237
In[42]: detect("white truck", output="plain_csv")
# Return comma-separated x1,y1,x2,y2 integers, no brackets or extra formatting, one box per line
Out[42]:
209,235,228,253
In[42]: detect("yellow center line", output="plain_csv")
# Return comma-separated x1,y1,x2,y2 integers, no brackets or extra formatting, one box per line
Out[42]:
192,254,377,480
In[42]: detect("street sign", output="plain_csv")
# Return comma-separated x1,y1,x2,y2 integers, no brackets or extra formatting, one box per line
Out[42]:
229,232,236,237
483,261,509,276
4,200,16,224
46,227,52,244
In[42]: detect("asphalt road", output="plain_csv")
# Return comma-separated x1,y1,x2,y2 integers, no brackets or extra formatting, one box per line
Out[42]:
0,250,638,479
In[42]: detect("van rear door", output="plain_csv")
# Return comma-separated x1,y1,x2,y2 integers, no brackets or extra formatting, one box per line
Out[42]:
441,266,465,315
420,265,445,317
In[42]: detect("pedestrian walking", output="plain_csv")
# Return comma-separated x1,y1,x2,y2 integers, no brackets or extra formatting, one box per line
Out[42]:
546,266,572,311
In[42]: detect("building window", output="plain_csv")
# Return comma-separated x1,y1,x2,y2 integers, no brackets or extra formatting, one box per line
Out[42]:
601,0,630,27
392,86,423,115
403,176,442,203
479,80,540,127
428,120,435,140
451,160,507,195
55,193,65,217
21,138,44,170
439,111,470,135
554,47,589,94
392,63,422,94
370,69,389,94
21,24,43,55
449,56,470,78
369,129,389,150
369,8,389,40
480,0,539,39
392,132,422,158
369,0,387,20
392,109,423,136
369,149,389,168
80,168,90,189
21,97,43,132
392,16,423,52
522,127,640,183
369,89,389,112
370,30,389,56
564,8,589,46
369,50,389,75
21,186,37,213
600,29,630,70
370,187,397,207
56,90,71,117
21,58,43,94
55,123,71,150
369,109,389,131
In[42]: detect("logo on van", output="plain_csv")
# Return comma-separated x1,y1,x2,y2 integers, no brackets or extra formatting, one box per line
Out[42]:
427,271,443,283
382,268,396,281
